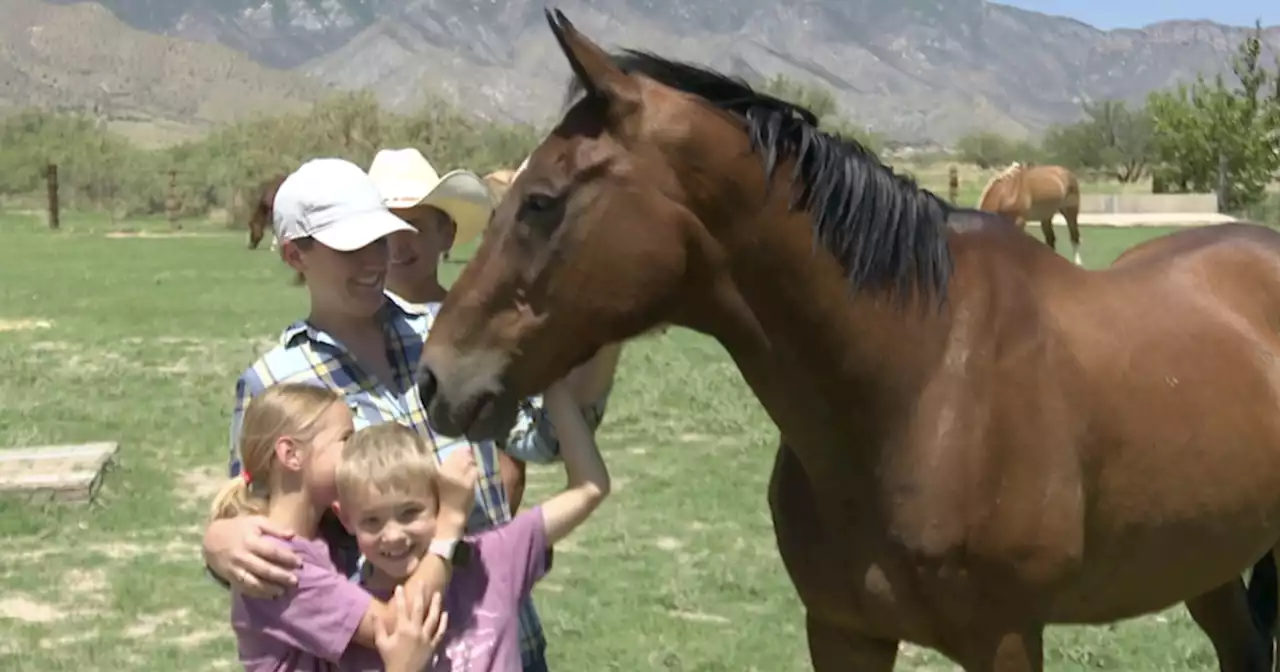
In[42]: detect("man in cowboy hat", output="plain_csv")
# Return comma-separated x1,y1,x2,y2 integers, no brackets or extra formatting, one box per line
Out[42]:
367,148,491,301
367,147,622,672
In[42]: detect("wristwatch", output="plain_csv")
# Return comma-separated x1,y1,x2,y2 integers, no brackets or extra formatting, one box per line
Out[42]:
428,538,470,567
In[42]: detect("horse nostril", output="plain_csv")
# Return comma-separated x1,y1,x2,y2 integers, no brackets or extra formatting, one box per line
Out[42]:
417,366,438,406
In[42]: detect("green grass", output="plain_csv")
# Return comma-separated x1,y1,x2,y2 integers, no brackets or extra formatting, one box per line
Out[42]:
0,212,1237,670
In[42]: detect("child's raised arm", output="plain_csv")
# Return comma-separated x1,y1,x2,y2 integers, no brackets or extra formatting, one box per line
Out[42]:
539,380,612,545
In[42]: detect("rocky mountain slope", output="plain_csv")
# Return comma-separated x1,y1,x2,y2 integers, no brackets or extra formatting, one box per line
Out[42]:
31,0,1280,143
1,0,329,145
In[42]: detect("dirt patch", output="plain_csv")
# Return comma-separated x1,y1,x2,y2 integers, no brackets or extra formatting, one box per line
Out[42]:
64,568,109,601
174,466,227,508
171,629,225,649
667,610,731,625
124,608,191,638
0,595,61,623
29,340,71,351
1,538,199,564
39,629,100,649
654,537,683,551
0,318,52,332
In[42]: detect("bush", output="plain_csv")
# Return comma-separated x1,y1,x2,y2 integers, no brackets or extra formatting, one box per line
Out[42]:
0,91,544,221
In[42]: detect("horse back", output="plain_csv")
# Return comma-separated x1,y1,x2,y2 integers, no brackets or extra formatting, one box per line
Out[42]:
1025,165,1078,207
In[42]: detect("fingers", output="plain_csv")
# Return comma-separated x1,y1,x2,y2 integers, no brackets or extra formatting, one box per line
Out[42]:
433,611,449,646
421,591,442,629
407,584,426,625
253,517,297,540
244,535,303,573
393,585,408,619
236,576,285,600
377,587,405,646
235,548,299,590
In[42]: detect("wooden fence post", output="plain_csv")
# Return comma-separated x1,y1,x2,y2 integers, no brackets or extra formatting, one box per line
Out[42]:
166,169,180,229
948,165,959,204
45,162,60,230
1215,151,1229,214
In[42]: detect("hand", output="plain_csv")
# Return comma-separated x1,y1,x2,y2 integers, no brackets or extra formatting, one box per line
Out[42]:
202,516,300,599
375,586,449,672
437,449,478,523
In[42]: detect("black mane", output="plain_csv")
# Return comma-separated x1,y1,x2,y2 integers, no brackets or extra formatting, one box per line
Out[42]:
564,50,954,303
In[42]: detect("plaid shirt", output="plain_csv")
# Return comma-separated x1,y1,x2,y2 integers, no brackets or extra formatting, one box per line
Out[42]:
227,291,610,669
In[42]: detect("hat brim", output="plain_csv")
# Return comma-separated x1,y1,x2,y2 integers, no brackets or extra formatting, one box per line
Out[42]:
389,169,494,251
310,209,415,252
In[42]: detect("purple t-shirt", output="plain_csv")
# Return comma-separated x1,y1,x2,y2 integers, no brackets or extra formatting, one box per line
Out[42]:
368,506,550,672
231,536,384,671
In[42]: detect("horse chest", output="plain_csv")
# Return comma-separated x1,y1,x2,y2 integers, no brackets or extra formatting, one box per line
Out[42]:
768,440,965,640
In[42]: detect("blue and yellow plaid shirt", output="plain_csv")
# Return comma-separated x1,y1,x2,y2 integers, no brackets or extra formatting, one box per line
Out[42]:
227,291,610,669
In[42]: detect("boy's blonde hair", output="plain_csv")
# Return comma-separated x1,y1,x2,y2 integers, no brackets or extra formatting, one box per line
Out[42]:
336,422,439,509
209,383,344,521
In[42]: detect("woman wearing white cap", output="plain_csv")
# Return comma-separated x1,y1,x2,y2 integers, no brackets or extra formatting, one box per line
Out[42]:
201,156,613,672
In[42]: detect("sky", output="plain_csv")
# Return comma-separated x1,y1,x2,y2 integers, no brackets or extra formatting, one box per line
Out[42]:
999,0,1276,30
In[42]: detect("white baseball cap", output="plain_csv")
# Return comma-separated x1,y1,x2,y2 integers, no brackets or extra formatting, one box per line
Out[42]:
272,158,414,252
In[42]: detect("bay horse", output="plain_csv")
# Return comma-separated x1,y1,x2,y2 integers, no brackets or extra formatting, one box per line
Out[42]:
245,174,287,251
415,9,1280,671
976,162,1084,266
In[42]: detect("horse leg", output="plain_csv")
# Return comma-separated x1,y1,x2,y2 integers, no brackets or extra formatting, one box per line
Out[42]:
1039,219,1057,252
498,451,527,515
952,626,1044,672
1185,578,1273,671
1063,205,1083,266
806,614,898,671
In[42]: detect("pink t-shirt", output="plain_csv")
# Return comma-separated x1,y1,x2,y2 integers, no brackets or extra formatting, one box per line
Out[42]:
368,506,550,672
231,536,383,671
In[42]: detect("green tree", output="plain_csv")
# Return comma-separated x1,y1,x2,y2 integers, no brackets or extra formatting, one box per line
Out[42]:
1041,100,1154,182
756,74,884,155
954,131,1039,169
1146,20,1280,211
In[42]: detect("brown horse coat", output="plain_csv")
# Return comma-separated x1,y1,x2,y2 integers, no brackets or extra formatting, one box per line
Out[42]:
977,163,1084,266
245,174,287,251
416,11,1280,671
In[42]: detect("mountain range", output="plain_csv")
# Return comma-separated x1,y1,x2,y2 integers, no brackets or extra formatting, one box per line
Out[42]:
6,0,1280,144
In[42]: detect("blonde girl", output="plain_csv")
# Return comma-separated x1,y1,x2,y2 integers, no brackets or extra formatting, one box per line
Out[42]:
210,382,446,672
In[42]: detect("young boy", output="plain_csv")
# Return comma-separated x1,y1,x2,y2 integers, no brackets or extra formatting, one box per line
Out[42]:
336,382,610,671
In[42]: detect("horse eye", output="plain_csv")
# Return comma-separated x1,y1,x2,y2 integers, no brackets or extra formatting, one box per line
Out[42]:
524,192,557,213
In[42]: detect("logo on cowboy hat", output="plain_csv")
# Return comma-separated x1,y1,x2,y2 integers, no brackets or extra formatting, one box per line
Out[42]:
367,148,492,250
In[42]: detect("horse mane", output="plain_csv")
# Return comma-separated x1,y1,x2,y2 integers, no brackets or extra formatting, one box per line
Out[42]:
976,162,1025,209
563,50,954,303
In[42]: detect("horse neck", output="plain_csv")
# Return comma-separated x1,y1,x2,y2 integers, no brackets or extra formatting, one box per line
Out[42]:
979,168,1021,210
682,185,954,489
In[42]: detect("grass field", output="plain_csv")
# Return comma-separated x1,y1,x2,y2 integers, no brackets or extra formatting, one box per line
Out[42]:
0,211,1250,671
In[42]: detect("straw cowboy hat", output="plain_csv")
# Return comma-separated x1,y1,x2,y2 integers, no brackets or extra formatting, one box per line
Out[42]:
367,148,492,250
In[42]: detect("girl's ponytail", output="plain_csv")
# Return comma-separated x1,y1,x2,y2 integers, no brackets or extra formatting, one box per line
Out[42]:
208,473,269,522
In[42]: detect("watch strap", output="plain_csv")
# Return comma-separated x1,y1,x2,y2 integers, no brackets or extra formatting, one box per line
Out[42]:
428,538,460,562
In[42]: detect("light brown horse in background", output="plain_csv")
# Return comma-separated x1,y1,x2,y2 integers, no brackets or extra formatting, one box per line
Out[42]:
977,162,1084,265
245,174,287,251
414,9,1280,671
484,168,519,206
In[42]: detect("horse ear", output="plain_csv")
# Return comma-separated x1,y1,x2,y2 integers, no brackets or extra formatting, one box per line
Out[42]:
545,8,640,115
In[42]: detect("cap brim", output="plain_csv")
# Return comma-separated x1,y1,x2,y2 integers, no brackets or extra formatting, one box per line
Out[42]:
311,209,415,252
